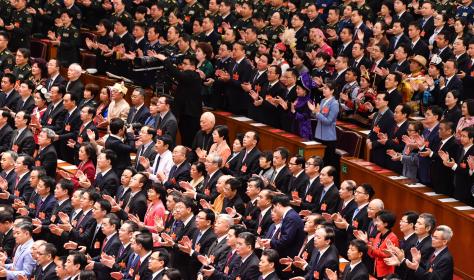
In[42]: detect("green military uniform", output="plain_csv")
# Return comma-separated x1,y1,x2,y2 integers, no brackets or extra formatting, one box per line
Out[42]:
0,49,14,75
157,0,178,16
57,24,80,67
245,41,259,60
0,0,13,27
112,10,133,31
8,8,33,51
37,0,62,36
233,17,252,31
265,25,284,45
254,1,270,19
267,5,288,20
13,63,31,81
435,0,457,20
181,1,205,34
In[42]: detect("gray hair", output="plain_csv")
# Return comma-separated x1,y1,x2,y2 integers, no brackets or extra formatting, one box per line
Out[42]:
217,214,233,227
2,151,18,162
68,63,82,74
209,154,223,168
435,225,453,241
201,112,216,125
419,213,436,233
41,128,57,140
369,198,384,211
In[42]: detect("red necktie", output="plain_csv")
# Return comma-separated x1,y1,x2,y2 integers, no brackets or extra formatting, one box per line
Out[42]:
102,237,108,251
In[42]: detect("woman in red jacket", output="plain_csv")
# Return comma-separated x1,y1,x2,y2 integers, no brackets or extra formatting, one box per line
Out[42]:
355,210,399,279
58,142,97,190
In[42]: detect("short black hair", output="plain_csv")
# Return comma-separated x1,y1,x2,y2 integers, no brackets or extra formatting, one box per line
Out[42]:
109,118,125,134
261,249,279,266
135,232,154,251
376,210,396,229
272,194,290,207
57,179,74,197
359,183,375,199
238,232,256,250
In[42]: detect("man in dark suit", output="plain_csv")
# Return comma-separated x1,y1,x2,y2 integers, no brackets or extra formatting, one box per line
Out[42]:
256,190,274,237
199,214,232,273
40,85,67,135
418,106,442,185
161,197,198,280
385,72,403,113
259,249,280,280
367,93,396,168
155,96,178,146
56,93,81,163
418,2,435,40
0,151,17,203
155,53,203,148
90,149,120,197
74,106,99,148
1,73,20,111
408,23,430,59
241,177,262,233
424,120,460,195
230,232,261,280
312,166,340,215
257,65,286,128
388,20,410,55
103,118,135,176
0,211,15,258
390,45,411,75
26,176,56,223
147,250,170,280
371,44,390,92
135,126,157,171
262,194,304,259
435,31,454,62
295,226,339,280
164,145,191,190
385,104,411,173
443,127,474,205
287,156,309,199
351,42,372,70
299,156,323,211
0,110,13,153
246,54,269,124
412,225,454,280
117,173,147,221
222,177,246,216
396,211,419,280
182,209,217,277
35,128,58,178
128,232,153,280
337,27,354,58
65,63,85,101
439,59,463,100
331,55,349,96
270,147,291,193
232,131,261,183
106,220,138,275
11,111,35,156
338,239,369,280
14,80,35,114
5,154,33,204
127,88,150,126
32,243,58,280
45,59,66,91
90,213,122,279
221,42,253,116
413,213,436,267
195,154,223,202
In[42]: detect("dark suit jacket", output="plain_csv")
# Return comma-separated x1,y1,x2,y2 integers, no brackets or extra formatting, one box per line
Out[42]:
341,262,369,280
205,236,231,272
346,205,370,241
45,74,66,91
164,162,191,190
171,216,198,280
233,148,261,182
300,176,322,211
32,261,58,280
35,144,58,178
256,207,273,237
313,184,340,214
233,253,261,280
335,199,358,258
270,208,305,258
337,42,354,58
7,171,32,203
58,107,82,163
127,105,151,124
440,75,463,99
10,128,35,156
3,90,20,111
135,141,157,171
411,39,431,60
93,233,122,279
386,121,409,173
352,56,372,70
0,124,13,153
110,243,133,273
431,136,461,196
64,209,97,247
396,233,418,280
437,46,454,62
40,101,67,134
288,171,310,198
225,57,253,114
65,79,85,101
414,247,453,280
369,110,396,168
419,17,434,41
14,96,35,114
118,190,147,221
0,228,15,258
156,111,178,145
272,166,291,193
32,194,57,221
104,133,135,176
418,125,441,185
196,169,223,202
390,60,410,74
94,169,120,197
388,34,410,54
78,98,98,110
304,245,339,280
76,121,99,145
189,229,217,276
453,145,474,205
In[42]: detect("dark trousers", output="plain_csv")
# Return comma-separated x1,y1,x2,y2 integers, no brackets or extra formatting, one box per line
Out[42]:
178,114,200,148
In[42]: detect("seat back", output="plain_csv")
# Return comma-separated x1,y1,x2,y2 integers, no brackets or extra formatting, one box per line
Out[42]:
30,40,48,60
340,130,363,157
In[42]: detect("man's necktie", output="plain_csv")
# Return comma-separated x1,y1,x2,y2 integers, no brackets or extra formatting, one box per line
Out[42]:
153,156,161,174
352,208,360,220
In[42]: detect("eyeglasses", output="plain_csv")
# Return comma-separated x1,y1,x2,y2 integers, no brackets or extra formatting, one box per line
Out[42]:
288,162,297,165
305,161,315,165
354,190,367,195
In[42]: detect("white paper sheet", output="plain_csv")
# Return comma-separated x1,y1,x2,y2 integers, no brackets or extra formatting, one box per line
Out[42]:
389,176,408,180
231,116,253,122
405,183,426,188
438,198,458,203
250,123,266,127
302,141,321,145
454,206,474,211
359,130,371,135
61,165,77,170
424,192,441,196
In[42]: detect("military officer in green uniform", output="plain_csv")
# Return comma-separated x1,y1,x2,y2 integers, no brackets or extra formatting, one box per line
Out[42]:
265,11,285,45
49,10,80,67
181,0,205,34
111,0,133,31
12,48,31,81
4,0,33,52
0,31,14,75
